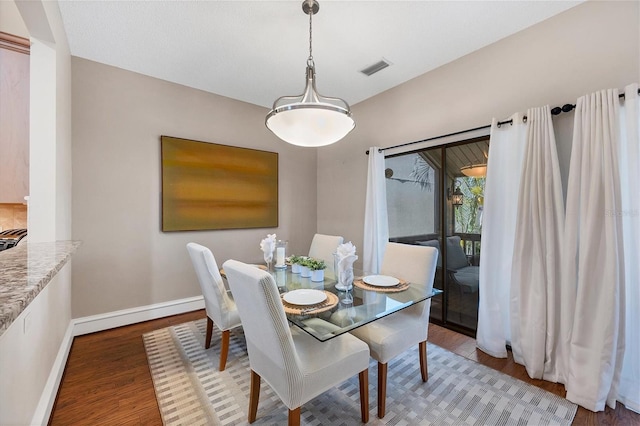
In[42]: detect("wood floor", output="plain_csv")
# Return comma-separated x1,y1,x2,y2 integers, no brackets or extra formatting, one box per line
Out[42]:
50,310,639,425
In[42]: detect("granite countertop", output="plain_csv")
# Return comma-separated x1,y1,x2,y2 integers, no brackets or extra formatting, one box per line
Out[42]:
0,241,81,337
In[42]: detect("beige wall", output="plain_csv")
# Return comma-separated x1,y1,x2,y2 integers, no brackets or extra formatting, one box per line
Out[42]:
317,0,640,257
71,58,317,317
0,0,29,38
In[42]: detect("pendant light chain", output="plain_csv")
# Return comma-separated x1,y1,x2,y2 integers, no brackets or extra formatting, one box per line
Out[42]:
308,7,313,62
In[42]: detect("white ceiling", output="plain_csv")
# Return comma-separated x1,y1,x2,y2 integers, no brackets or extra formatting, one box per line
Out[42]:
57,1,583,109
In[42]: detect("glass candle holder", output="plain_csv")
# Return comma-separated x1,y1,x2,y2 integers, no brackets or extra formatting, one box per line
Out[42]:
275,240,288,269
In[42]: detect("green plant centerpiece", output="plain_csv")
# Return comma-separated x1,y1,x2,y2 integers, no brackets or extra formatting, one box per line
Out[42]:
307,258,326,271
306,258,326,282
288,255,307,274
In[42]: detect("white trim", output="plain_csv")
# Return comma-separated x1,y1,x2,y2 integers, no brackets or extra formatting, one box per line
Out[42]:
31,322,74,426
73,296,205,336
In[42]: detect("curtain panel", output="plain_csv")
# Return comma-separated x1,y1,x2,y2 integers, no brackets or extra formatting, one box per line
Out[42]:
476,114,527,358
617,83,640,413
509,106,565,382
562,88,626,411
363,147,389,274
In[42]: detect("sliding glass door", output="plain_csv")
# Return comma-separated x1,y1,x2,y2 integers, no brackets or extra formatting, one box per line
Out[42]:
385,136,488,335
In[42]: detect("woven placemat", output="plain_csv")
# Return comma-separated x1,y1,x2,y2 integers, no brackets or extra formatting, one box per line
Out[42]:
281,291,339,315
353,277,409,293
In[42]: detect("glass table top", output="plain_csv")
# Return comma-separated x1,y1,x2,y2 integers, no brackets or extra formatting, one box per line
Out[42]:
271,267,442,342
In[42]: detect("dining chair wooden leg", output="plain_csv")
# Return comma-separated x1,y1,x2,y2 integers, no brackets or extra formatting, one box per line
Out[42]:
377,362,387,419
419,340,428,382
249,370,261,423
205,317,214,349
288,407,301,426
219,330,230,371
359,369,369,423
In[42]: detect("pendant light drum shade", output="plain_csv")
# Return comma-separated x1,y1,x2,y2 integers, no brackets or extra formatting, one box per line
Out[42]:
460,164,487,177
266,0,355,147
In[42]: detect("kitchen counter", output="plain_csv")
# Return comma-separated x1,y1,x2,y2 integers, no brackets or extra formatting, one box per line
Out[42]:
0,240,81,337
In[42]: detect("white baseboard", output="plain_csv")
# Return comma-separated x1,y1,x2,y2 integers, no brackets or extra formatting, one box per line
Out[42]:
31,321,74,426
618,395,640,415
73,296,205,336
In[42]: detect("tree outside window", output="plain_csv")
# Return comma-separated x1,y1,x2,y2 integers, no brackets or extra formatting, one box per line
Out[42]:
454,176,485,234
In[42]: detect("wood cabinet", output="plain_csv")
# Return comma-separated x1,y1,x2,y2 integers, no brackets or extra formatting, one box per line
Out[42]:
0,32,29,204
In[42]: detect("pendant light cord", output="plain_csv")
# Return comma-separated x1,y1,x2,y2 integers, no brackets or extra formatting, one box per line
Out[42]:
308,7,313,62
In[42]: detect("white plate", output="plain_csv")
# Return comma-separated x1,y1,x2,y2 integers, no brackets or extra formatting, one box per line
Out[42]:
283,289,327,306
363,275,400,287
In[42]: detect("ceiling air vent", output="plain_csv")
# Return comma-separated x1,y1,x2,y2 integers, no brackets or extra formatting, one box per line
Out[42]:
359,59,391,77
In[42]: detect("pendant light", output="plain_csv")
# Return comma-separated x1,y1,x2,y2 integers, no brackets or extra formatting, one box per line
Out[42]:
265,0,355,147
460,164,487,177
460,149,488,177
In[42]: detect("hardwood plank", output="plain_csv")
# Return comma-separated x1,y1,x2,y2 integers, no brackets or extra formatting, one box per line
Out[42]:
49,310,203,425
49,311,640,425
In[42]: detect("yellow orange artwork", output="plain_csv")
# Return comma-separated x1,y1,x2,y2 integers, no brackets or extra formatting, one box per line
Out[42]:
161,136,278,231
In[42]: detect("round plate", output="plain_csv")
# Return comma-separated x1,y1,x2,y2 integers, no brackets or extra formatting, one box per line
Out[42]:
362,275,400,287
283,289,327,306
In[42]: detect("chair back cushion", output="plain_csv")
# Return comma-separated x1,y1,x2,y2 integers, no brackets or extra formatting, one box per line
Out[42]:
350,242,438,363
308,233,344,278
186,243,237,328
222,260,303,404
381,242,438,321
446,236,470,270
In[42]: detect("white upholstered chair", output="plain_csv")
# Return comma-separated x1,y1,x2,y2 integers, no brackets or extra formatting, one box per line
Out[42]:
222,259,370,426
350,242,438,418
308,233,344,279
186,243,241,371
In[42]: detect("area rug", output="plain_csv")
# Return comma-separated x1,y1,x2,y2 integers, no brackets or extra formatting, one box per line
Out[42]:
143,319,577,425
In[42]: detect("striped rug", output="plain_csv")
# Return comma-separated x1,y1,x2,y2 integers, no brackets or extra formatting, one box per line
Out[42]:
143,319,577,425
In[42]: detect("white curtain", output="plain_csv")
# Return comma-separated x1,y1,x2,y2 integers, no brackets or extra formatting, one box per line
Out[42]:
476,114,527,358
363,147,389,274
618,83,640,413
509,106,565,381
476,86,638,413
563,88,626,411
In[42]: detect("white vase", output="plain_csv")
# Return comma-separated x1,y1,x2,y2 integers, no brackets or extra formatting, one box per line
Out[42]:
291,263,301,274
311,269,324,282
300,266,311,278
335,265,354,291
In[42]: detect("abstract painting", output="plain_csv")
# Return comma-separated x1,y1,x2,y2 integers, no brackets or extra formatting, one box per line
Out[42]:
161,136,278,231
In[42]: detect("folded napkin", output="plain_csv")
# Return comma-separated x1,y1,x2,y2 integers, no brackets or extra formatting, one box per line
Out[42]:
336,242,358,287
336,241,357,259
260,233,277,263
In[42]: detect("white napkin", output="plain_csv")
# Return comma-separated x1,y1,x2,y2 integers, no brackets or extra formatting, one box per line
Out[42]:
336,242,358,286
260,233,277,263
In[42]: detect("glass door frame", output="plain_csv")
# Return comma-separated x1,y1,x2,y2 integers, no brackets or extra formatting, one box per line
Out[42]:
385,135,488,338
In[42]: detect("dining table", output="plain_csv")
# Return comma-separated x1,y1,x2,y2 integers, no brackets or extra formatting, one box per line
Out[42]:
226,265,442,342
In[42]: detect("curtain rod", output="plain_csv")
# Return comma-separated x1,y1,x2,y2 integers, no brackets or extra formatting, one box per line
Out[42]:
365,88,640,155
365,124,490,155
